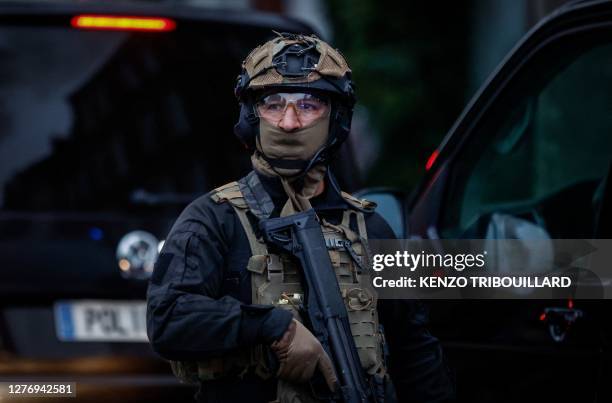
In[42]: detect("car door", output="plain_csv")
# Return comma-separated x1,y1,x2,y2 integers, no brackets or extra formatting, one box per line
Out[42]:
364,1,612,402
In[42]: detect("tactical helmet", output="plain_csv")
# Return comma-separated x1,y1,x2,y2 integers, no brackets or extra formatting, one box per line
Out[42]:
234,32,356,168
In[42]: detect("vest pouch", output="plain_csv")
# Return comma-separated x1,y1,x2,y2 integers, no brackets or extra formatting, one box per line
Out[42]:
264,282,304,320
342,285,384,375
169,350,253,383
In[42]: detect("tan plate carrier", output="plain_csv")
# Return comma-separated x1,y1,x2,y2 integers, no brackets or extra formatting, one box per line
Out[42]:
170,180,386,388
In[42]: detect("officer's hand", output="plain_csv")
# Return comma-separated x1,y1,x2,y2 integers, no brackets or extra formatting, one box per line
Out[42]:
271,319,337,391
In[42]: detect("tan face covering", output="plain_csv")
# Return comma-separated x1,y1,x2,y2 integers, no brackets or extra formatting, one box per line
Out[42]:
252,115,331,215
255,114,330,177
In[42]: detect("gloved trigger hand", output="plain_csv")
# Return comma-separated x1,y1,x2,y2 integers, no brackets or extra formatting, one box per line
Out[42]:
270,319,338,392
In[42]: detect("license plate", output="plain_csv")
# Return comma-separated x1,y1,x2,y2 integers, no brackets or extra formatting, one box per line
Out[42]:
54,300,148,342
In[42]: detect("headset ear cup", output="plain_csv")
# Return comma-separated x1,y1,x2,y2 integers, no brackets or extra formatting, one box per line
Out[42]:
233,103,259,150
326,103,352,157
337,104,352,145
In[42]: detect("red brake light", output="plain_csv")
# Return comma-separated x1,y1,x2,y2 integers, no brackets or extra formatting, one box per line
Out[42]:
71,15,176,32
425,149,439,171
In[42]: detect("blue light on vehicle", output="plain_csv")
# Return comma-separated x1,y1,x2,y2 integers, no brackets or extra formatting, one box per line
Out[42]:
89,227,104,241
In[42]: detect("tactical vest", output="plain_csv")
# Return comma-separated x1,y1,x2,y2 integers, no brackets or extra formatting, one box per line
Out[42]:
170,171,387,387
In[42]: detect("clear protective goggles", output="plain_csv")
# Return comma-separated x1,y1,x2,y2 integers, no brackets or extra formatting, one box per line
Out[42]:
255,92,330,124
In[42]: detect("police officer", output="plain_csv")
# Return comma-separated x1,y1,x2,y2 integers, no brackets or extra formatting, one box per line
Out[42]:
147,33,454,403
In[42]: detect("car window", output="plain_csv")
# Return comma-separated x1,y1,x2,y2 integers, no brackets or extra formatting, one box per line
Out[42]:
441,38,612,238
0,23,273,212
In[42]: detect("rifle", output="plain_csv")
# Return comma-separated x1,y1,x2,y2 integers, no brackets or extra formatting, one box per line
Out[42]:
260,208,390,403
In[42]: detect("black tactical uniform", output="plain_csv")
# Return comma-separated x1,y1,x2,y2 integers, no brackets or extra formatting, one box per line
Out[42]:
147,171,454,402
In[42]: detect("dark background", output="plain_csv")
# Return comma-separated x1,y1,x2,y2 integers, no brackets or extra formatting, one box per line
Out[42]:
322,0,568,189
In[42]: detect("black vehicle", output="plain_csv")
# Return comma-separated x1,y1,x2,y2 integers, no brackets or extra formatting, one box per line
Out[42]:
360,1,612,402
0,2,349,402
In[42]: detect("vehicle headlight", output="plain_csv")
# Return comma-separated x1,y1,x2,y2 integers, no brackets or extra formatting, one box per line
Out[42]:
115,230,159,280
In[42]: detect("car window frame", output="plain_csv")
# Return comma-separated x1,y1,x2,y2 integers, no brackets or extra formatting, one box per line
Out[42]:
407,0,612,237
